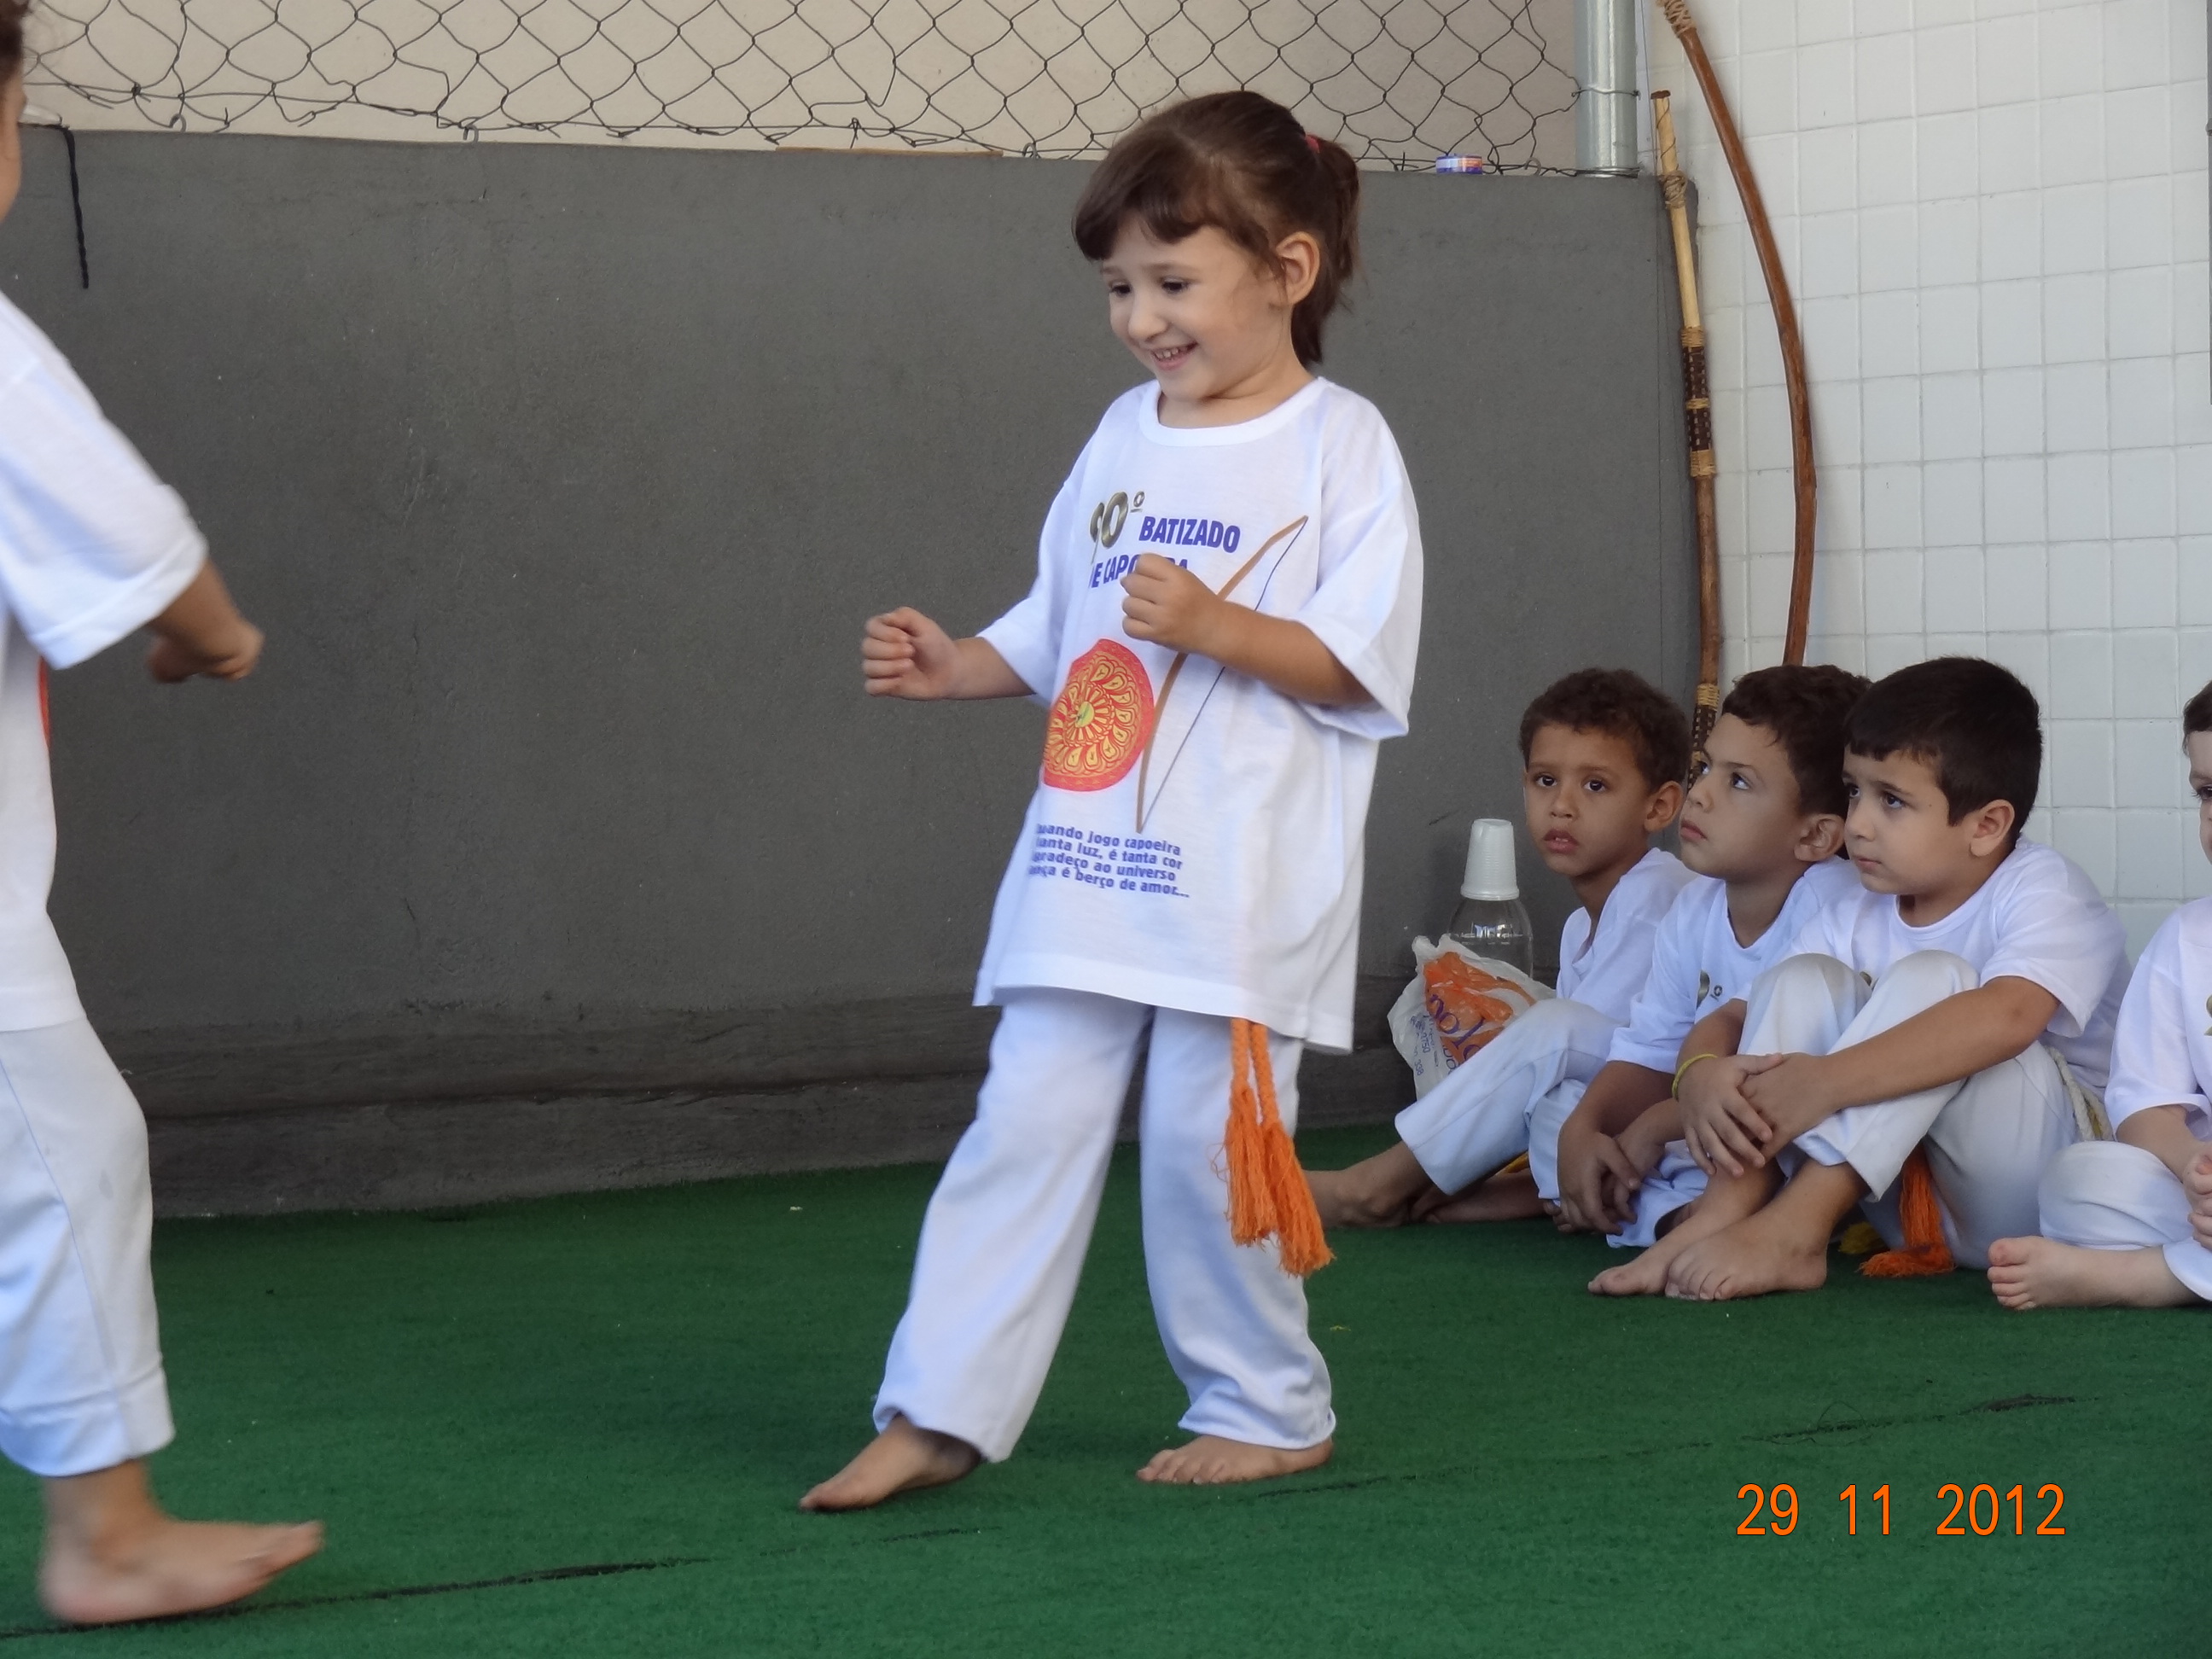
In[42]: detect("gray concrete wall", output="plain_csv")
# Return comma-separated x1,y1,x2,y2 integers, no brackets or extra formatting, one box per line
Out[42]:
0,132,1689,1209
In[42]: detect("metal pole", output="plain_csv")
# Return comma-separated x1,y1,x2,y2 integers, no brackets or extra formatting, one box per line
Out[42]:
1575,0,1639,174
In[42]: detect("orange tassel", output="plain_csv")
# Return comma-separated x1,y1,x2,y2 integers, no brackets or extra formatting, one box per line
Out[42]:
1859,1147,1953,1278
1225,1018,1332,1277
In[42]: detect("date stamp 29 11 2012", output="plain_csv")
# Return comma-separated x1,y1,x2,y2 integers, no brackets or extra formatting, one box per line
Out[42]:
1737,1483,2066,1537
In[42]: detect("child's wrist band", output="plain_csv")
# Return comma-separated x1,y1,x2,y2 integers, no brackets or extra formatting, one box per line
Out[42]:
1672,1053,1720,1097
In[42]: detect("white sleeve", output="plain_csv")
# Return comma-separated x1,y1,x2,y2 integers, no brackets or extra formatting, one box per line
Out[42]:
2103,913,2209,1129
0,354,205,669
1608,894,1703,1072
1290,409,1423,740
1982,860,2128,1042
976,449,1091,706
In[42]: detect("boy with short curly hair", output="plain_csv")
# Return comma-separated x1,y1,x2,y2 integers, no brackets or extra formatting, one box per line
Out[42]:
1307,667,1692,1228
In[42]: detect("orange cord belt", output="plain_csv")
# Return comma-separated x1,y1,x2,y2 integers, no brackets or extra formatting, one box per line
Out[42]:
1225,1018,1331,1277
1858,1148,1953,1278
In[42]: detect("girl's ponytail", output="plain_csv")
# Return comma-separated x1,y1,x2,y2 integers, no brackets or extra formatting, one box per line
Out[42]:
1295,131,1362,367
1074,91,1364,366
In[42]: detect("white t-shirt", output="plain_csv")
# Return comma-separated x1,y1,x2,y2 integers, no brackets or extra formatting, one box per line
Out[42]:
1785,837,2128,1091
2104,898,2212,1136
1610,857,1863,1073
0,294,206,1031
1553,848,1697,1023
974,379,1423,1051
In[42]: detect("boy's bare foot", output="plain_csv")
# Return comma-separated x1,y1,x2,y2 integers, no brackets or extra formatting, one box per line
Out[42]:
1986,1237,2197,1310
1306,1143,1431,1229
1136,1435,1332,1486
39,1462,322,1627
1590,1170,1772,1296
1666,1205,1830,1301
800,1415,981,1511
1415,1167,1545,1225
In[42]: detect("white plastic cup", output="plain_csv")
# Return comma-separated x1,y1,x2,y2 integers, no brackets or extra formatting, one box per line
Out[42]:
1461,818,1519,899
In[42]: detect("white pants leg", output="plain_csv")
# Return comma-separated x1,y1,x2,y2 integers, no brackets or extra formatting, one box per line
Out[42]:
1392,999,1619,1196
0,1020,173,1477
876,988,1331,1460
2039,1140,2212,1301
1762,952,2079,1269
1140,1008,1333,1451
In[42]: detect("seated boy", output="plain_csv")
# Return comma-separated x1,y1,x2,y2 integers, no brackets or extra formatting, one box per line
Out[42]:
1307,668,1693,1228
1988,681,2212,1309
1555,665,1866,1248
1594,657,2127,1301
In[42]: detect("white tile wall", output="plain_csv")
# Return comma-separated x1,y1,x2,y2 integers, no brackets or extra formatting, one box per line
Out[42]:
1649,0,2209,957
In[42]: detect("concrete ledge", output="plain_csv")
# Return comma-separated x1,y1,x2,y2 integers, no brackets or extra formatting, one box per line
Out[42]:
128,986,1411,1215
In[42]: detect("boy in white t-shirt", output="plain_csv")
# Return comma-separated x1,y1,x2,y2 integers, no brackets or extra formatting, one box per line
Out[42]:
1558,666,1867,1256
1306,668,1692,1228
1988,682,2212,1309
1597,657,2126,1301
0,40,322,1622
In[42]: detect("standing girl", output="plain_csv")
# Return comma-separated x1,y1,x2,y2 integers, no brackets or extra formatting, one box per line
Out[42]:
0,3,322,1620
806,91,1423,1510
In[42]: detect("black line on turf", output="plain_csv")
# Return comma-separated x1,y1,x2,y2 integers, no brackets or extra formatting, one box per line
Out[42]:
0,1557,707,1640
1755,1394,2079,1444
1248,1475,1416,1500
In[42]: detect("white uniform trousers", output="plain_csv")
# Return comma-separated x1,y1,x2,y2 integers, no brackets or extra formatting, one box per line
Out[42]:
2038,1140,2212,1301
1391,998,1620,1199
1609,1143,1708,1249
1746,952,2078,1269
0,1019,172,1476
876,987,1333,1462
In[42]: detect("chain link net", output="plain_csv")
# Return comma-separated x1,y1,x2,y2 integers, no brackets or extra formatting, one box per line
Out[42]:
26,0,1580,169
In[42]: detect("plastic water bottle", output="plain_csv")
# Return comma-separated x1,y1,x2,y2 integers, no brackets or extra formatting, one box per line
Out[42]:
1444,818,1535,977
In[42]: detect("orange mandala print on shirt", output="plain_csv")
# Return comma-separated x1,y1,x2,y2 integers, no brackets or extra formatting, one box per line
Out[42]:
1042,639,1155,791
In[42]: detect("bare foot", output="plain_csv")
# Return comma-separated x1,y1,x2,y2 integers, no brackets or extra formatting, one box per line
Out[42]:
1306,1143,1431,1230
1986,1236,2197,1310
1590,1170,1772,1296
800,1415,981,1511
1665,1206,1830,1301
39,1462,321,1627
1136,1435,1333,1486
1415,1168,1546,1225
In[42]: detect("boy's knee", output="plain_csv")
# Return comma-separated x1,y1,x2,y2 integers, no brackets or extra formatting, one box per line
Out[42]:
1754,952,1860,1010
1878,950,1979,1004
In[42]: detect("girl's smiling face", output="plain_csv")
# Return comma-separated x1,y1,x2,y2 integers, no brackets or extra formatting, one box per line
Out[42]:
1100,219,1318,428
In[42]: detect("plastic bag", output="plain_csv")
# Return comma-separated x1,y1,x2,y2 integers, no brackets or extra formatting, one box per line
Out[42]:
1386,937,1552,1099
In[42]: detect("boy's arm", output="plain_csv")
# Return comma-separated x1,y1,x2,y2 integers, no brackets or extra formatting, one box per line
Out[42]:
2116,1104,2205,1183
1738,976,2058,1150
1120,555,1367,707
145,560,263,682
1553,1060,1672,1231
863,608,1032,701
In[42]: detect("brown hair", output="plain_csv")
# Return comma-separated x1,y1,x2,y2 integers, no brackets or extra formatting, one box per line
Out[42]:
1848,656,2041,840
1518,668,1691,793
1072,92,1360,367
2185,678,2212,737
0,0,26,81
1720,663,1870,818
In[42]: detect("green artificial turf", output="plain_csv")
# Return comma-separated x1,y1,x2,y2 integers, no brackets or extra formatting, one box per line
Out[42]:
0,1123,2202,1656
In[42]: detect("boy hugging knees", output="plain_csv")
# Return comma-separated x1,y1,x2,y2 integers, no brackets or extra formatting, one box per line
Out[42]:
1988,679,2212,1311
1563,666,1868,1261
1306,668,1694,1229
1597,657,2128,1303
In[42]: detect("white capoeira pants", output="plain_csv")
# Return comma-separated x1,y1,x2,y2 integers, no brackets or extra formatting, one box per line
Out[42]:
876,988,1333,1462
1391,998,1621,1199
1746,951,2079,1269
0,1019,172,1477
2037,1140,2212,1301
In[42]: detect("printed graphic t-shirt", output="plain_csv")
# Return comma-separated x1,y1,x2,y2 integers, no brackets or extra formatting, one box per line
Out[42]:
975,379,1423,1051
1553,847,1697,1022
2104,897,2212,1135
1609,857,1862,1073
0,293,206,1030
1784,837,2128,1091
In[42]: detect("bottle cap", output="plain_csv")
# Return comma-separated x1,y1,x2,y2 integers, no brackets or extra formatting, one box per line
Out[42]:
1461,818,1519,899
